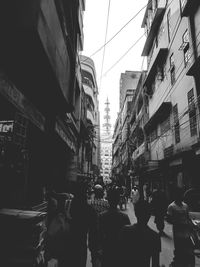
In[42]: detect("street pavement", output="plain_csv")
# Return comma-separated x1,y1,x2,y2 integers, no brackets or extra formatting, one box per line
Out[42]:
86,200,200,266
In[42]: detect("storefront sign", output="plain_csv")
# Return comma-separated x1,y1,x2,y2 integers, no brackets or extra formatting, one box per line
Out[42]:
169,158,182,167
0,121,14,133
0,74,45,131
55,119,76,153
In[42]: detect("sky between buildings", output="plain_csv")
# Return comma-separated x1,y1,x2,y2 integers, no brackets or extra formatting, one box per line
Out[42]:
82,0,148,132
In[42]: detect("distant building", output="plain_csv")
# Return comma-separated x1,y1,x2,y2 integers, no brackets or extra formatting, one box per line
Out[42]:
100,98,113,184
120,71,141,110
80,55,101,179
112,71,141,189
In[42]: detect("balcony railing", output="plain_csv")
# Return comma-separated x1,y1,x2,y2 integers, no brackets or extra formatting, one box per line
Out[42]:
142,0,166,56
144,48,168,88
144,102,172,133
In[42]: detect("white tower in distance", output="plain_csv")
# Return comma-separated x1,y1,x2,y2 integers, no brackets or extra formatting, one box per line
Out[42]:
100,98,113,184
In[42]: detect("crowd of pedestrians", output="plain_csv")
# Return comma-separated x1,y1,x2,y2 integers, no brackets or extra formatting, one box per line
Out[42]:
44,181,200,267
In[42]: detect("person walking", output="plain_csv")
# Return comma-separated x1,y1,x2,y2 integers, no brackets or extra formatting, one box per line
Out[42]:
118,200,161,267
99,186,130,267
151,185,167,235
70,183,100,267
131,185,140,206
45,192,72,267
88,184,109,214
167,187,195,267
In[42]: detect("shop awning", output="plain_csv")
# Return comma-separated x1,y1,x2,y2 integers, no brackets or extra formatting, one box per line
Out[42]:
144,48,168,87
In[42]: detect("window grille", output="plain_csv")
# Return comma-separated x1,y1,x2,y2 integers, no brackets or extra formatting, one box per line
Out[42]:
187,89,197,136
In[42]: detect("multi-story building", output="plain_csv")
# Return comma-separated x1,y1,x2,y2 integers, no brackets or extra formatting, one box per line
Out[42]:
120,71,141,110
140,0,200,199
129,71,148,190
0,0,86,208
112,114,122,181
184,1,200,160
112,71,141,189
100,98,113,184
80,55,100,180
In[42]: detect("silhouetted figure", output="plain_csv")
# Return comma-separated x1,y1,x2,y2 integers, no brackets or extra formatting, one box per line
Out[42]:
45,190,57,228
46,192,72,267
151,186,167,235
88,184,109,214
131,185,140,205
70,183,99,267
119,200,161,267
167,187,195,267
119,185,127,210
99,186,130,267
184,186,200,212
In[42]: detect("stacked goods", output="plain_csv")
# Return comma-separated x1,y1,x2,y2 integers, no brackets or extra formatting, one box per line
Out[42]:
0,208,47,267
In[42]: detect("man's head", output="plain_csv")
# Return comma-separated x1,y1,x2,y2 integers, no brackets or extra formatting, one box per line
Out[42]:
134,200,151,225
107,186,121,208
94,184,104,199
174,187,184,203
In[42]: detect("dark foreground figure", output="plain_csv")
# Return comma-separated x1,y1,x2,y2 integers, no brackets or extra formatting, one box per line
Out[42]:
99,186,130,267
118,200,161,267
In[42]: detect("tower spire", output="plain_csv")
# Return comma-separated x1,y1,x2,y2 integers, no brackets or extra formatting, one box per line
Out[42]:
103,97,111,135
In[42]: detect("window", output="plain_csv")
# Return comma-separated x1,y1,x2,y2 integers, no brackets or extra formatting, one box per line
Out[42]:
187,89,197,136
167,9,172,43
173,104,180,143
158,22,165,43
150,128,157,142
182,29,191,66
170,53,176,85
157,65,164,81
161,116,170,135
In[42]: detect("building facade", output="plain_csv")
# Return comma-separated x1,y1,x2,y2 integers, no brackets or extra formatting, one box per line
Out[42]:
112,71,141,190
0,0,89,208
80,55,101,181
132,0,200,200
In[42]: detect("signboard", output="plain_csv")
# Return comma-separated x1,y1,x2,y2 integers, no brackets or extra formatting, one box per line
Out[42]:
13,113,28,147
0,73,45,131
0,121,14,133
55,119,76,153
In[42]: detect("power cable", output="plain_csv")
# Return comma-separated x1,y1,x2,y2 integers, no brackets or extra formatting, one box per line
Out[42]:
82,1,152,64
99,0,111,91
103,33,145,76
102,0,180,76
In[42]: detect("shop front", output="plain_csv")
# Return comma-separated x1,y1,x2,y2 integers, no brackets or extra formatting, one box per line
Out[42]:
0,74,47,209
49,117,78,194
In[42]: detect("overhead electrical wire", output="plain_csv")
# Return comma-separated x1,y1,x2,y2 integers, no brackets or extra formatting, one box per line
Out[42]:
102,0,179,76
103,33,145,76
99,0,111,91
82,0,152,64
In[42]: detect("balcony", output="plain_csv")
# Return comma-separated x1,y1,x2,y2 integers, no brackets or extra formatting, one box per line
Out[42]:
132,143,145,161
142,0,166,56
144,102,172,133
144,48,168,87
83,85,96,107
87,110,95,125
0,0,74,113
